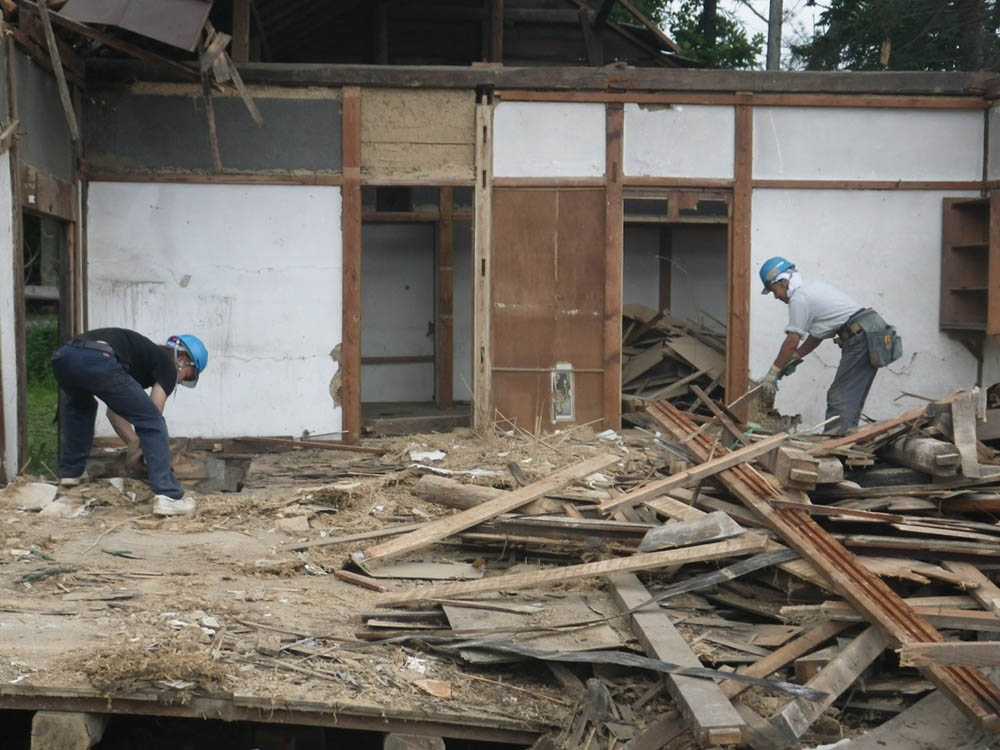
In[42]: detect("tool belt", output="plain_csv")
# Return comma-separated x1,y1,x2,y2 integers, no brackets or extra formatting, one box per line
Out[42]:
834,309,902,367
67,338,115,355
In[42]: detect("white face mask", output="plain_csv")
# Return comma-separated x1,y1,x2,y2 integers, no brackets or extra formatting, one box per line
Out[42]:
776,271,803,296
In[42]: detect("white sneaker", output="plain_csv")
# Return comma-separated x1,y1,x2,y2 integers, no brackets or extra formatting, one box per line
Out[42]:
153,494,196,516
59,472,89,487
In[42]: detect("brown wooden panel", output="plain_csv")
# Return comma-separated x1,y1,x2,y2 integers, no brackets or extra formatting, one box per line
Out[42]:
940,197,989,331
727,105,751,412
988,191,1000,336
491,187,606,430
341,87,362,443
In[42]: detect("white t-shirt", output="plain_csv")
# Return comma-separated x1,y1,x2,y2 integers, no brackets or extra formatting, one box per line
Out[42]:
785,280,862,340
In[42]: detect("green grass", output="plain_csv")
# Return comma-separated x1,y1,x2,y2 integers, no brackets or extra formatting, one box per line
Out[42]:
25,315,59,479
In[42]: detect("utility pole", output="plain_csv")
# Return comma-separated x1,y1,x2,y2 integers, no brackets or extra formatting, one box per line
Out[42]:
766,0,782,70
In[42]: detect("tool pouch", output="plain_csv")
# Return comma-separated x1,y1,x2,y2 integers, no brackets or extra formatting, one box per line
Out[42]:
857,311,902,368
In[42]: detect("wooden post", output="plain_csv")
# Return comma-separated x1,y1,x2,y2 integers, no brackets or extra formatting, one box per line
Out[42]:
489,0,503,62
473,93,493,431
374,0,390,65
341,87,362,444
37,0,79,142
437,187,454,409
727,104,752,413
231,0,250,63
604,102,624,431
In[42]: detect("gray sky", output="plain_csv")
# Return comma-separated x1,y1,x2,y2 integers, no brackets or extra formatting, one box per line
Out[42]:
719,0,824,68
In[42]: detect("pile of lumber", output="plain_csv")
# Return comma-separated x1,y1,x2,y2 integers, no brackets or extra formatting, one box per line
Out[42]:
292,388,1000,749
621,304,727,410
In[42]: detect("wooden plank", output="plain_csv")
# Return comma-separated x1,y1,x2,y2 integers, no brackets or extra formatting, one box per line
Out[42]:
808,407,926,456
769,627,890,743
942,560,1000,612
727,104,751,412
36,0,78,141
665,335,725,380
604,102,624,431
489,0,503,62
378,534,768,605
437,187,454,409
341,87,362,444
789,602,1000,633
231,0,250,63
690,384,751,446
899,642,1000,667
473,94,493,430
598,433,787,514
621,344,664,385
361,453,621,562
952,391,982,478
608,572,745,746
721,621,852,699
638,511,743,553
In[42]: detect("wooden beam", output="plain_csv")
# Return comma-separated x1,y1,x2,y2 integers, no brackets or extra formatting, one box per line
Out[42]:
593,0,618,27
232,0,250,63
604,102,624,431
608,572,745,746
598,433,787,514
942,560,1000,612
378,533,768,605
900,642,1000,667
341,87,362,444
437,187,454,410
36,0,78,141
489,0,503,62
808,407,926,456
473,93,494,430
727,104,751,413
721,621,852,699
770,626,890,743
361,453,621,562
20,165,75,222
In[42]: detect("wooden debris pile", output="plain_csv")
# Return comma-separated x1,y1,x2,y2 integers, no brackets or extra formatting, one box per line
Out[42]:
231,387,1000,748
621,304,727,411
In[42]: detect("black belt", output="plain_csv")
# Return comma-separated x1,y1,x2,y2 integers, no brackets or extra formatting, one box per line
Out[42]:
67,338,115,355
834,309,871,345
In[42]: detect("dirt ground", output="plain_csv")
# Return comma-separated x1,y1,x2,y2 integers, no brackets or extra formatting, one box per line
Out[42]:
0,427,678,742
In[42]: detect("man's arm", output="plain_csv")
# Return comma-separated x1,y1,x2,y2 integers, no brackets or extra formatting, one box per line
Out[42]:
772,332,802,370
795,335,823,359
150,383,168,413
107,384,168,444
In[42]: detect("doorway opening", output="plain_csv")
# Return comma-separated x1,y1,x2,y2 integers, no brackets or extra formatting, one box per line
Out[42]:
22,211,68,479
360,186,474,436
621,189,730,412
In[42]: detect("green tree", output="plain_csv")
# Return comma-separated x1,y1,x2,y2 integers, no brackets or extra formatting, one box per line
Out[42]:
663,0,764,67
791,0,1000,71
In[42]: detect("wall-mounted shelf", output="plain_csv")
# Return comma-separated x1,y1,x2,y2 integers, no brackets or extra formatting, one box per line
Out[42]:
940,196,1000,334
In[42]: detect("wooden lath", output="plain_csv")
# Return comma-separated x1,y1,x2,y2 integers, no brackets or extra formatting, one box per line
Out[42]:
645,400,1000,734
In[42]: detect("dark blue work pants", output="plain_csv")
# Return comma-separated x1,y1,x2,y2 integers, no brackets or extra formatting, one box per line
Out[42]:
51,345,184,499
825,332,878,436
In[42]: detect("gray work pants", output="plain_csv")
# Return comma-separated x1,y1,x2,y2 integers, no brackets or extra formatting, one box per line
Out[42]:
825,332,877,436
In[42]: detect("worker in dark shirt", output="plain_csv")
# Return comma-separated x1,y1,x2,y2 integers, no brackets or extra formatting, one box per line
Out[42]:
50,328,208,516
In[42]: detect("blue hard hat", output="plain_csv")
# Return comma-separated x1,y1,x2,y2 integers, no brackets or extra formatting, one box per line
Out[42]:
167,334,208,388
759,257,795,294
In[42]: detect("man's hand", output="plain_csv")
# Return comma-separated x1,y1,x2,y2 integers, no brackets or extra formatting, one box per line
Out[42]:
125,440,144,474
762,365,781,396
779,354,803,379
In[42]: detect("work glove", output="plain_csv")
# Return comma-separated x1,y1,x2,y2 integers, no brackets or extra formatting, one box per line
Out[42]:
779,354,803,379
762,365,781,396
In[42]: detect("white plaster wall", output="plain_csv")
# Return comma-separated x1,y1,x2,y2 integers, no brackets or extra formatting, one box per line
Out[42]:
0,152,16,478
754,108,984,181
624,103,734,179
87,183,342,438
623,225,660,308
751,189,980,429
453,220,474,401
989,105,1000,183
984,336,1000,389
670,226,727,332
493,102,605,177
361,224,434,402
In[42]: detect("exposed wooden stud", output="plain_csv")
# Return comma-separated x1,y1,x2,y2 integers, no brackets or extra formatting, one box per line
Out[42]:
473,93,494,430
941,560,1000,613
341,87,362,444
579,8,602,66
604,102,624,431
231,0,250,62
378,533,768,605
489,0,503,62
361,453,620,563
593,0,617,27
900,642,1000,668
36,0,78,142
753,179,985,191
990,191,1000,335
608,572,745,746
437,187,454,410
727,104,751,412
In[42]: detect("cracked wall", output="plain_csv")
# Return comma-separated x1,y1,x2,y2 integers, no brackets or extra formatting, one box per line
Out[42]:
86,182,343,438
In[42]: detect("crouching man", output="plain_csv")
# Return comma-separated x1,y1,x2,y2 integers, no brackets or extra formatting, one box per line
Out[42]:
51,328,208,516
759,257,902,436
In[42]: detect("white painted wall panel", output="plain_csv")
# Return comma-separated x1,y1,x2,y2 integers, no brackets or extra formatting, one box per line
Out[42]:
751,189,980,429
670,226,727,332
624,103,734,179
87,183,342,438
493,102,605,177
989,105,1000,182
0,152,16,478
623,225,660,308
361,224,434,402
754,108,983,181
